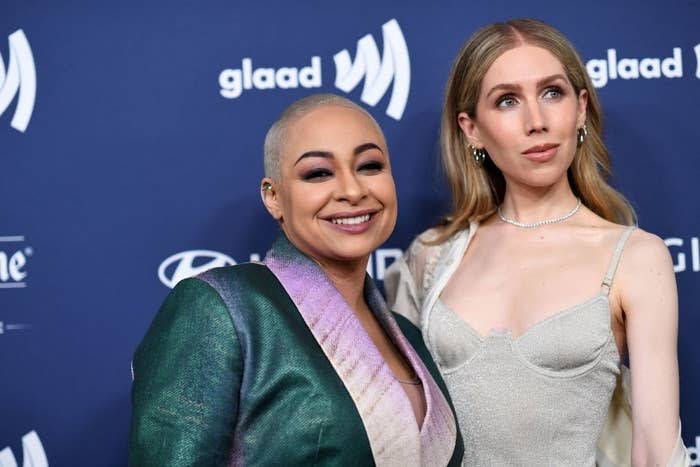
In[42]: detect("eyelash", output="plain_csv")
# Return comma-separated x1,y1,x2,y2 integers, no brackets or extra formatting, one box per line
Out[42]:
496,94,518,107
359,161,384,172
543,86,564,99
495,86,566,108
301,168,332,181
300,161,384,181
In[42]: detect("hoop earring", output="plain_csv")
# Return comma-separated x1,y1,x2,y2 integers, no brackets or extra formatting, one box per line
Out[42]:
468,144,486,166
577,124,588,147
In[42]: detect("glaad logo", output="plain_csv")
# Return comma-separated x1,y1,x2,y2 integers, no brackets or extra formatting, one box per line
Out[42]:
158,250,237,288
219,57,321,99
0,431,48,467
333,19,410,120
159,248,402,288
665,236,699,273
586,47,682,88
218,19,410,120
0,236,32,289
0,29,36,133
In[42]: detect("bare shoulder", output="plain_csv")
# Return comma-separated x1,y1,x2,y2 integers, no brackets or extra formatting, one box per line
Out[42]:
615,227,677,313
621,228,674,271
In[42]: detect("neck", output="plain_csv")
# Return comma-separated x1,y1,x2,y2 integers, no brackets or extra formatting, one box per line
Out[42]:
499,177,578,224
315,256,369,311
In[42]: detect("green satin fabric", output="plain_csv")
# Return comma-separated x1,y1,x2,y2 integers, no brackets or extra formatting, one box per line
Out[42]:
130,263,462,466
129,276,240,466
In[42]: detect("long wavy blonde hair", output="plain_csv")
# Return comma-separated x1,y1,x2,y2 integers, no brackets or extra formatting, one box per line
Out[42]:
434,18,635,243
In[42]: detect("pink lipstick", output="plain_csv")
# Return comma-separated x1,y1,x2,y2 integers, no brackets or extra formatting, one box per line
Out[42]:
522,143,559,162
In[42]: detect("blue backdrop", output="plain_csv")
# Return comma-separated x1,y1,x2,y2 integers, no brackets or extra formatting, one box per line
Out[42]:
1,1,698,465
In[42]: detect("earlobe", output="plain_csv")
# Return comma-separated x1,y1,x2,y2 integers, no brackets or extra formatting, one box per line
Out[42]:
457,112,483,148
260,178,283,220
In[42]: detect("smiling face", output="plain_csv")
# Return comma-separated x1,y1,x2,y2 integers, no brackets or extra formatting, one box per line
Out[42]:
261,104,397,268
458,45,587,190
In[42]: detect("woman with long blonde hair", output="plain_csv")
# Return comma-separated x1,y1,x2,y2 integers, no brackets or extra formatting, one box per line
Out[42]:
387,19,688,466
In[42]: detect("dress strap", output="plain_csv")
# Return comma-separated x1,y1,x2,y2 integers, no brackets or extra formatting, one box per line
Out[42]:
600,226,636,296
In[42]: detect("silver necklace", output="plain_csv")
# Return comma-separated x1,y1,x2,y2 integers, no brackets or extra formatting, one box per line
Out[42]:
498,198,582,228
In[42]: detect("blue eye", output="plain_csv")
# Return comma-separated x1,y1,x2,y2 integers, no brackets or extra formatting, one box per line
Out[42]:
543,86,563,99
302,169,332,181
496,94,518,108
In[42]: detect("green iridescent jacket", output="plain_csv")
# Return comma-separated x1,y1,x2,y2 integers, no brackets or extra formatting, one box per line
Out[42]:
129,235,463,466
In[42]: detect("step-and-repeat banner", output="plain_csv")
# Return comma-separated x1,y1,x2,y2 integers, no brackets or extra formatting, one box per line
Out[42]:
2,1,698,465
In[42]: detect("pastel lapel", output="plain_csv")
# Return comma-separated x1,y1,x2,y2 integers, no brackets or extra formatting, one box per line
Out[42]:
264,235,456,466
365,281,457,466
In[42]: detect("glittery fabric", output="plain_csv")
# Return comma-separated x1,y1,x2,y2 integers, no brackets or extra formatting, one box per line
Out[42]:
130,233,462,466
432,298,619,466
385,225,673,466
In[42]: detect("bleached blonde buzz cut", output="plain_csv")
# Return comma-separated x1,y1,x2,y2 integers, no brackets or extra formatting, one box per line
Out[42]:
263,93,385,180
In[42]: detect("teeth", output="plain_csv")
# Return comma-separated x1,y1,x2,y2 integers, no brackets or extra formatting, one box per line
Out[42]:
332,214,371,225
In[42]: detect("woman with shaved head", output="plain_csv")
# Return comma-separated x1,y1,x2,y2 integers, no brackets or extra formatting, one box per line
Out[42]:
129,94,463,466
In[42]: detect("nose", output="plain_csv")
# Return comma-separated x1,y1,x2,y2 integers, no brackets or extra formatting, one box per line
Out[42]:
335,170,368,204
524,100,548,134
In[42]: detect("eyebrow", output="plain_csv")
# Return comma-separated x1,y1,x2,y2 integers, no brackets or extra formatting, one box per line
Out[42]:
293,142,383,166
485,74,568,98
354,142,383,156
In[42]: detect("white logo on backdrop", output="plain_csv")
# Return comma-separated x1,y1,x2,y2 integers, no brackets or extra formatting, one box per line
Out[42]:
689,435,700,466
366,248,402,281
665,237,700,273
695,44,700,79
158,248,402,288
219,57,321,99
0,431,48,467
218,19,410,120
159,239,695,288
334,19,410,120
586,47,683,88
0,321,31,336
158,250,237,288
0,236,32,289
0,30,36,133
0,236,32,336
